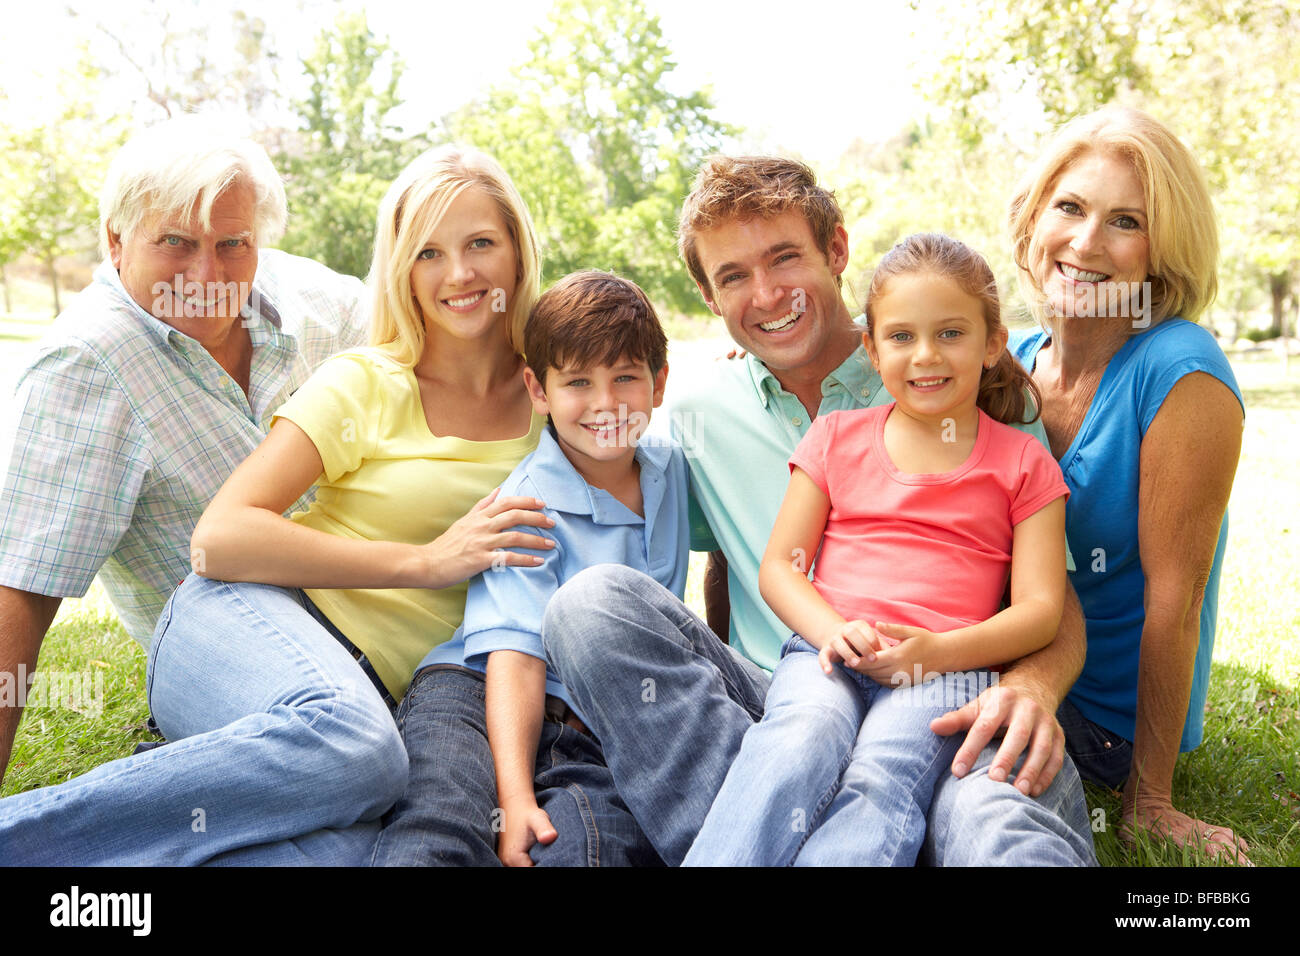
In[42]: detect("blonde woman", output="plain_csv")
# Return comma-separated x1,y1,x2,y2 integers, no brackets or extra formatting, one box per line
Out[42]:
1008,105,1247,863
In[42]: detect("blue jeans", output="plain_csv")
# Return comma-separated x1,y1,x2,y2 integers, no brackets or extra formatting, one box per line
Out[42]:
372,664,661,866
686,637,984,866
1057,697,1134,789
0,574,407,865
542,565,1097,867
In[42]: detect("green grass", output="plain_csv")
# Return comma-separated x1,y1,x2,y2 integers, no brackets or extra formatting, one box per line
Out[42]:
3,352,1297,867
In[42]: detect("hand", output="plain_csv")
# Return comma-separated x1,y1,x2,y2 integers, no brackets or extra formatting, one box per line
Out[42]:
853,622,933,686
817,620,884,674
930,671,1065,797
1122,794,1252,866
720,348,748,361
422,488,555,590
497,802,558,867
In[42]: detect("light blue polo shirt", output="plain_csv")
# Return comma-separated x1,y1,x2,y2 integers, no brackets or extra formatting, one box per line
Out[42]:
418,426,690,723
669,343,1062,673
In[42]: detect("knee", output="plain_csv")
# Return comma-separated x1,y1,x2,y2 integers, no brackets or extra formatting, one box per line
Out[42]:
542,564,650,661
294,685,408,817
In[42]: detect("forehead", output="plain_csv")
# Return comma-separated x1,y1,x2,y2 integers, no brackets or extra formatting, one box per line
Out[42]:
694,210,818,271
138,183,256,236
874,273,984,322
427,184,510,237
1049,150,1145,207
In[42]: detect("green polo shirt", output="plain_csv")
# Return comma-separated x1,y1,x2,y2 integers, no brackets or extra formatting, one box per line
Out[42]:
668,343,1064,672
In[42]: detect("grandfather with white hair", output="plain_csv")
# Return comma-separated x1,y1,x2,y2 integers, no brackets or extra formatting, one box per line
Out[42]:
0,115,395,864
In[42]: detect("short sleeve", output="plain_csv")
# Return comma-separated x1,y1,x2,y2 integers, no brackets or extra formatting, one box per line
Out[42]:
1009,434,1070,526
273,352,381,482
1136,323,1243,435
0,343,151,597
461,523,562,667
788,412,834,495
687,478,720,552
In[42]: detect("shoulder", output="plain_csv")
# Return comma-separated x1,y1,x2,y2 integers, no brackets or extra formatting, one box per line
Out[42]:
1009,326,1049,368
252,249,367,344
1124,319,1243,425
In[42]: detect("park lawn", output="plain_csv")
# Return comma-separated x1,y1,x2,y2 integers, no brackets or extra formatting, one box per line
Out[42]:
2,352,1297,866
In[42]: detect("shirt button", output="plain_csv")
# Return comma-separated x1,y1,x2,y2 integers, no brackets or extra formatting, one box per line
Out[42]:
792,417,802,426
860,387,869,396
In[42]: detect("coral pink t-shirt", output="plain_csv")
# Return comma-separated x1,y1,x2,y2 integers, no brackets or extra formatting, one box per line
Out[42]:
788,403,1067,634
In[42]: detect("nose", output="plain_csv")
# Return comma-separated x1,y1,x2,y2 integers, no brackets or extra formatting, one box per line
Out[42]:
448,253,475,285
752,268,784,312
1068,216,1104,257
188,244,219,285
913,336,941,364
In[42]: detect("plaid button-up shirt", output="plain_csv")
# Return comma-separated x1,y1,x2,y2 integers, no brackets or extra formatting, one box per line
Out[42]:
0,249,367,644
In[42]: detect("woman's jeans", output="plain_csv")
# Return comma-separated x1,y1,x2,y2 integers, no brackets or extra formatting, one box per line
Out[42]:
371,664,661,866
686,637,987,866
0,574,407,865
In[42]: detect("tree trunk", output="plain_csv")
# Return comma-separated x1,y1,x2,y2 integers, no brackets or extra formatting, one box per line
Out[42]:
1269,272,1287,338
1,262,10,315
45,253,60,316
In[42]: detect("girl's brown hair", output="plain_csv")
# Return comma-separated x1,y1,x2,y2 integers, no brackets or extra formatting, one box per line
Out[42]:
864,233,1041,426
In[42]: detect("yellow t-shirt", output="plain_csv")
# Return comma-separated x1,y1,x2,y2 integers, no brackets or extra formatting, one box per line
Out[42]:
273,348,545,699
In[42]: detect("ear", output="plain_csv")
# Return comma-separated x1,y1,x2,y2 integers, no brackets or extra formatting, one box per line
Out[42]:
107,229,125,269
862,331,880,370
985,325,1010,369
827,223,850,277
522,366,550,416
695,279,722,318
651,362,669,408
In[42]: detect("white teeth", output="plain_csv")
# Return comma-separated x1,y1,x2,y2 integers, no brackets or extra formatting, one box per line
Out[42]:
1059,263,1108,282
759,312,799,332
911,378,948,387
445,292,484,308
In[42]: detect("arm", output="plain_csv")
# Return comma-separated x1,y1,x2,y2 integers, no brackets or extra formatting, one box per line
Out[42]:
1127,371,1245,861
191,418,555,590
0,587,62,782
485,650,557,866
703,549,730,643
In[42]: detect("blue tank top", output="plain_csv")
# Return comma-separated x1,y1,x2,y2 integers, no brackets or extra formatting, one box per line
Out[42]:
1011,319,1243,750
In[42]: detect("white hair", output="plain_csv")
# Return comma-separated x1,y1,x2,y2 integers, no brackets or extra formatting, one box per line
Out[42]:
99,113,287,257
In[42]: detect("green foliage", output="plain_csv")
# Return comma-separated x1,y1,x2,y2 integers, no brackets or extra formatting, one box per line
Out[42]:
276,12,432,278
450,0,734,314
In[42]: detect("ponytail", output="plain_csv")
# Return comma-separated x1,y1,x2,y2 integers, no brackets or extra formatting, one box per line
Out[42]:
978,349,1041,425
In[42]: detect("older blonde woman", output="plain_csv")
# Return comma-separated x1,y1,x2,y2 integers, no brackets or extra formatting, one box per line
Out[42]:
0,146,551,865
1008,105,1247,862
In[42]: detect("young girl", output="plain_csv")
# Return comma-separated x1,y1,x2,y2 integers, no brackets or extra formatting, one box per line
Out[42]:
684,232,1069,867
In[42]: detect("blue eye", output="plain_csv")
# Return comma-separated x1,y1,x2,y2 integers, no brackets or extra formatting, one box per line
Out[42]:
470,238,493,249
417,248,440,260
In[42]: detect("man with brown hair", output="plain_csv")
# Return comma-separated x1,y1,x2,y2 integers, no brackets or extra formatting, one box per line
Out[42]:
541,156,1097,865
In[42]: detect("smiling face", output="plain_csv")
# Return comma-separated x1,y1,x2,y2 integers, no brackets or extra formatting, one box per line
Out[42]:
108,183,258,345
692,210,853,380
866,271,1006,426
1029,150,1151,321
524,357,668,480
409,185,520,350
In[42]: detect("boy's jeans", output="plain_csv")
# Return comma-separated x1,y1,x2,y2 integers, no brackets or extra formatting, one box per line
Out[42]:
686,637,985,865
542,564,1097,867
371,664,661,867
0,574,406,865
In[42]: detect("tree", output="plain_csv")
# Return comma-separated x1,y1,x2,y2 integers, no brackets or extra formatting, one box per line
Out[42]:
276,12,430,278
450,0,735,314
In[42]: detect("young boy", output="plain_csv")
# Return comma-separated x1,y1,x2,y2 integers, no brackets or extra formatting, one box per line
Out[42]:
372,270,686,867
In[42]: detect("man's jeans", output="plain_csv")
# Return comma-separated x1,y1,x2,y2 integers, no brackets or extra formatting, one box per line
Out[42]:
371,664,661,866
542,565,1097,867
686,637,986,865
1057,697,1135,789
0,574,406,865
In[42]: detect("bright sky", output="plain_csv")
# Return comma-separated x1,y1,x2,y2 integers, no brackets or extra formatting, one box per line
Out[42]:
0,0,930,165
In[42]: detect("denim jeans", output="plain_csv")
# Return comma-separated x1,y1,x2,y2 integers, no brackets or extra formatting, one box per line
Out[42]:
1057,697,1134,789
686,637,984,866
542,565,1097,867
0,574,407,865
372,664,661,866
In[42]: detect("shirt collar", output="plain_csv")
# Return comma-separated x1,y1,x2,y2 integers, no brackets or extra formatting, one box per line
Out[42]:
525,426,673,521
744,328,882,408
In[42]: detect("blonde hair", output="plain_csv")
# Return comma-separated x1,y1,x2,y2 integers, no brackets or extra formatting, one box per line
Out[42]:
367,146,541,366
1009,104,1218,325
99,113,287,257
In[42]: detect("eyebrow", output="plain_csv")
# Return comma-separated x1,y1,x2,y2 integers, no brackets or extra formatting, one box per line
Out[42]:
710,240,801,285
